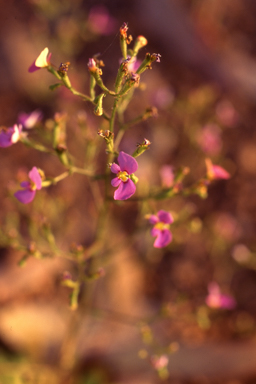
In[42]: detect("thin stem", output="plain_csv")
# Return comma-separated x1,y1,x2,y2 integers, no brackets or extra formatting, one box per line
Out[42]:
70,166,94,177
109,98,119,133
114,128,125,150
53,171,70,183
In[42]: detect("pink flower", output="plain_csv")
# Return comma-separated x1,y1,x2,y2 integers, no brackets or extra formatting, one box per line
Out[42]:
206,282,236,310
160,165,174,188
28,47,51,73
0,124,22,147
14,167,42,204
205,158,230,180
216,100,239,128
88,6,117,35
18,110,42,129
111,151,138,200
148,210,174,248
151,355,169,370
197,124,222,155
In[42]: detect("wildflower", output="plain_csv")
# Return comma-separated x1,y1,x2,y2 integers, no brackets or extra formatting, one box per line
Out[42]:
197,124,222,155
0,124,22,147
206,282,236,310
88,6,117,35
160,165,174,188
14,167,42,204
205,158,230,180
150,355,169,370
148,210,174,248
28,47,51,73
18,110,42,129
111,151,138,200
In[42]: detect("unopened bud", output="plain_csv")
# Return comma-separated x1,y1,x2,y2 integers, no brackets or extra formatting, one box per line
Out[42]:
87,58,97,72
133,138,151,157
133,35,148,57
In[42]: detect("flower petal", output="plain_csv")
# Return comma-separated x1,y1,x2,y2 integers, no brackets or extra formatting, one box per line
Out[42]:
14,189,36,204
0,131,12,147
211,165,230,180
18,110,42,129
20,181,30,188
111,177,121,187
153,229,172,248
11,124,22,144
158,210,174,224
111,163,121,174
151,227,160,237
35,47,49,68
114,179,136,200
148,215,159,225
28,61,40,73
29,167,42,190
118,151,138,174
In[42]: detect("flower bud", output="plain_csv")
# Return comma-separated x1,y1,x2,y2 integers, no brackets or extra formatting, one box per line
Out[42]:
133,138,151,157
132,35,148,57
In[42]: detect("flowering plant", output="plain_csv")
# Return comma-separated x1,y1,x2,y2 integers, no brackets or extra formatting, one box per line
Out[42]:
0,20,234,381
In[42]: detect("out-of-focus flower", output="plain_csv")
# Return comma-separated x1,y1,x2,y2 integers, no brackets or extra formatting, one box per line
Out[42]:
197,124,222,155
206,282,236,309
111,151,138,200
205,158,230,180
128,58,141,73
216,100,239,128
150,354,169,370
213,213,242,242
88,6,117,35
14,167,42,204
160,165,175,188
28,47,51,73
0,124,22,147
152,86,175,109
232,244,251,263
148,210,174,248
18,110,42,129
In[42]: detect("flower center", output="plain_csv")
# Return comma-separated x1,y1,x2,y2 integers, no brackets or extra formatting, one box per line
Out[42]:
154,222,170,231
117,171,129,182
30,181,37,191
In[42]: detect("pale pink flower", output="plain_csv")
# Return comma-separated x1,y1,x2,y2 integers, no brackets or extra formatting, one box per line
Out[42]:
205,158,230,180
197,124,222,155
206,282,236,309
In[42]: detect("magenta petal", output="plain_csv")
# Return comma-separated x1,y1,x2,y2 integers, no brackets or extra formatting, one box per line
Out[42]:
220,295,236,310
151,227,160,237
148,214,159,225
29,167,42,190
158,210,173,224
14,189,36,204
114,179,136,200
111,163,121,174
0,132,12,147
118,151,138,174
153,229,172,248
20,181,30,188
111,177,121,187
28,61,40,73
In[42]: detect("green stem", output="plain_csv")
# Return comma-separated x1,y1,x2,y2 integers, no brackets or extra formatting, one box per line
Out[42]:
109,98,119,133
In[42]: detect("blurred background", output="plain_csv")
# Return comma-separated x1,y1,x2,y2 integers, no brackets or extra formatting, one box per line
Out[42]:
1,0,256,383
